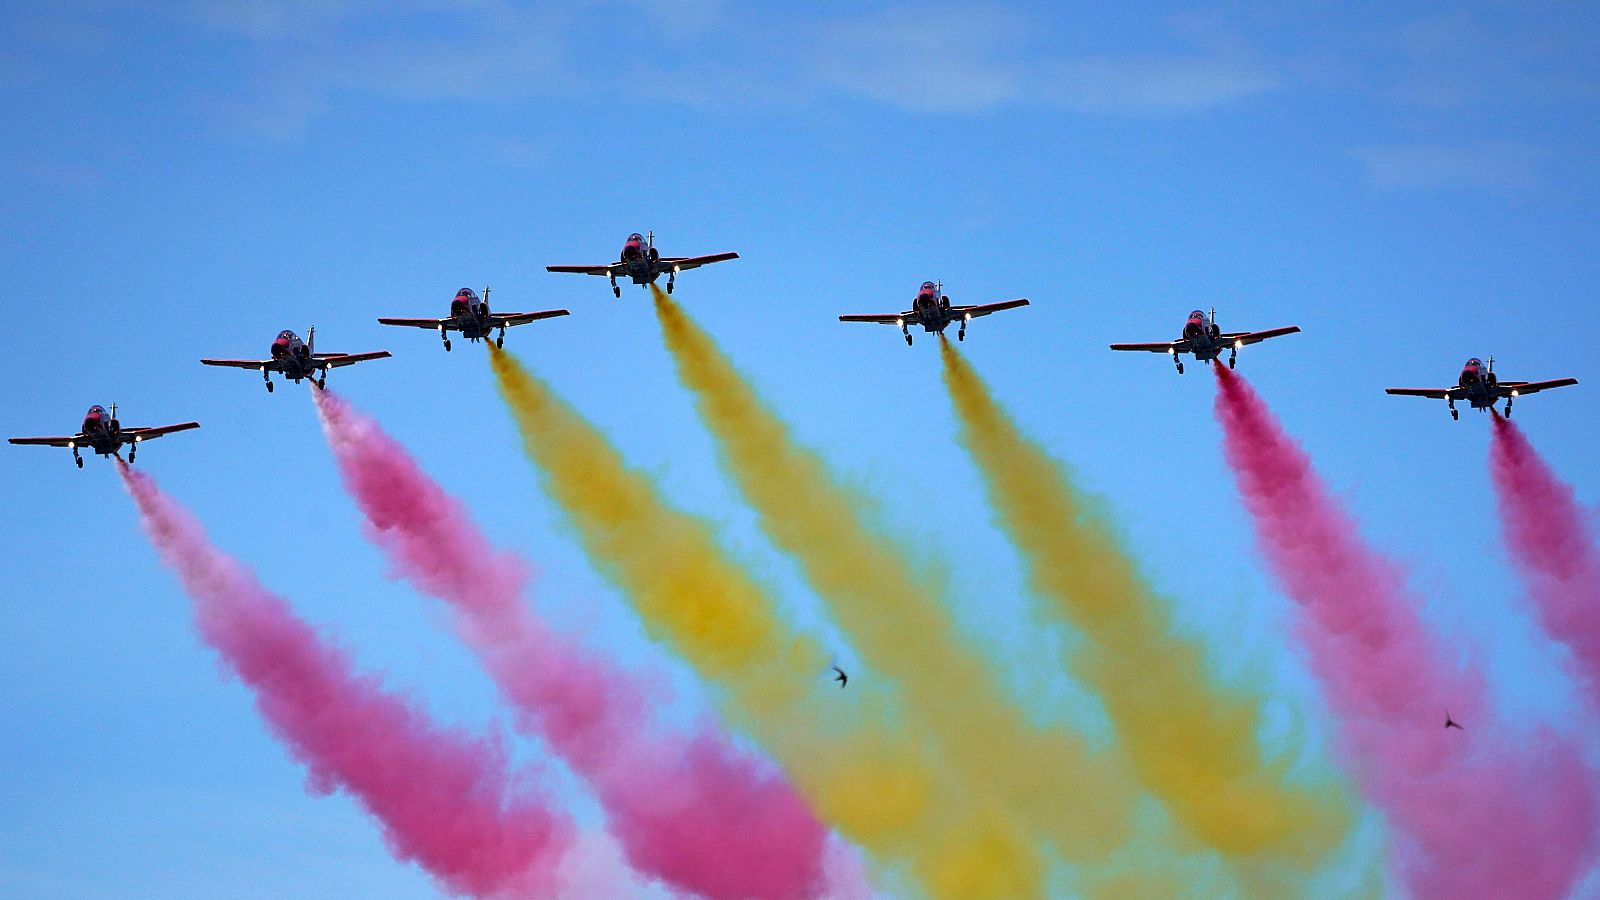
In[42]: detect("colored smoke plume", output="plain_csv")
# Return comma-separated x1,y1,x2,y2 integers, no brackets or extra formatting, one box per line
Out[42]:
487,344,1044,898
118,462,573,898
939,340,1353,871
652,288,1137,867
1212,367,1597,899
1490,416,1600,702
312,388,832,900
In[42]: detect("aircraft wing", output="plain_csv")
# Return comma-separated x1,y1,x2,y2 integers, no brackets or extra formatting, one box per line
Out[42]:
1384,387,1455,399
658,252,739,272
8,434,83,447
201,358,278,370
1499,377,1579,396
545,263,620,276
493,309,571,327
1224,326,1301,346
378,317,451,330
121,422,201,440
1110,340,1185,353
950,298,1029,319
839,311,913,325
318,351,392,369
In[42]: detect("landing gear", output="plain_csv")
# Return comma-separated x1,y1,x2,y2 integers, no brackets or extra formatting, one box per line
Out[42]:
317,372,328,390
1448,399,1457,420
128,442,137,464
264,379,274,393
958,323,967,341
1228,348,1238,369
609,274,621,298
902,321,912,346
443,338,452,351
495,327,505,349
440,326,451,352
1505,397,1514,418
1173,354,1184,375
73,449,83,468
666,271,676,294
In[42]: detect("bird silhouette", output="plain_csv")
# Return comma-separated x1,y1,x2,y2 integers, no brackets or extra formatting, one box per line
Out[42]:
1445,711,1463,730
831,665,848,688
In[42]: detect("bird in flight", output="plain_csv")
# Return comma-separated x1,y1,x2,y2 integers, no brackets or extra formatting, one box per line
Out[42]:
1445,711,1463,730
831,665,848,688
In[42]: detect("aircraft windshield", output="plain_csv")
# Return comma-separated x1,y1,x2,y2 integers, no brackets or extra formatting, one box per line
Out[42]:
457,288,474,298
1188,309,1206,320
1466,358,1482,367
629,233,643,241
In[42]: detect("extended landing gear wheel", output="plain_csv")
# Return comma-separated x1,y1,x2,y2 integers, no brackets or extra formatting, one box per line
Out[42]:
613,286,622,298
1505,402,1514,419
128,445,137,464
1451,409,1459,420
75,456,83,469
1228,352,1237,369
958,329,966,342
495,334,504,349
443,339,452,352
905,334,913,346
265,381,274,393
1176,362,1185,375
317,374,327,390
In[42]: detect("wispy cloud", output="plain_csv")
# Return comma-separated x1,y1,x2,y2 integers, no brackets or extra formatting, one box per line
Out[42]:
1349,141,1544,194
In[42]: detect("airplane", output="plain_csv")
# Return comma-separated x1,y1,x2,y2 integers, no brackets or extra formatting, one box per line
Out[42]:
9,404,199,468
838,280,1029,345
378,287,569,351
201,328,391,392
1386,356,1577,420
1109,308,1300,373
546,231,739,297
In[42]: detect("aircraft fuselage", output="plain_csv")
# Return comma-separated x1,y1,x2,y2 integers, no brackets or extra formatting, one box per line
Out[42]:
270,331,318,382
1180,310,1232,362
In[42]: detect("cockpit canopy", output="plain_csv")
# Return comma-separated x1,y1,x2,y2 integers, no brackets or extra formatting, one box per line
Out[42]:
628,232,644,242
1188,309,1208,322
456,288,476,299
277,330,296,341
1465,357,1483,368
87,405,106,417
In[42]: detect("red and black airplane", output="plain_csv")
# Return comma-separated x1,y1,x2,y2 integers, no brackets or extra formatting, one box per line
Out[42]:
839,280,1029,345
201,328,390,392
1110,308,1300,373
9,404,199,468
378,287,569,351
1387,356,1577,420
546,231,738,297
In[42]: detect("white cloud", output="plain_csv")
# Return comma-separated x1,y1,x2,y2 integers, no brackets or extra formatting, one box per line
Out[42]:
1349,142,1543,194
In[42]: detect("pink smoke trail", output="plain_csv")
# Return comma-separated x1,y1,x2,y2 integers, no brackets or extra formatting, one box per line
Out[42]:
312,389,832,900
117,461,573,898
1490,416,1600,699
1211,367,1597,899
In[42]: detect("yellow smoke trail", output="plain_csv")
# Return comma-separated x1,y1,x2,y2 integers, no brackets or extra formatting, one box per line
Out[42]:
937,338,1354,870
651,289,1144,870
487,344,1047,898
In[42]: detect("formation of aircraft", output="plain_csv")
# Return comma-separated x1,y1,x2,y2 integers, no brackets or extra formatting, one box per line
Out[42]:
8,404,199,468
201,328,391,392
838,280,1030,345
1386,357,1578,419
13,229,1586,478
1109,308,1300,374
378,287,569,351
546,232,739,297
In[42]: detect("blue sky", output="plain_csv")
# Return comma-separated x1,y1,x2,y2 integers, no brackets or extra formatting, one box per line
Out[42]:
4,2,1599,897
